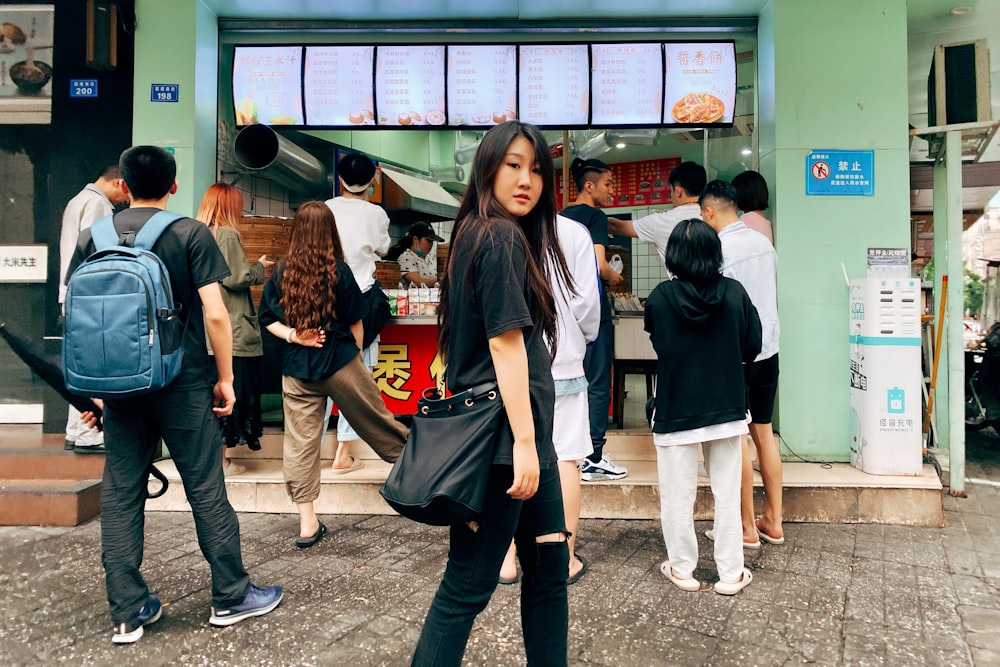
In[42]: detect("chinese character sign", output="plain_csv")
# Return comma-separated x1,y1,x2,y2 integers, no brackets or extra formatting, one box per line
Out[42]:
806,150,874,196
0,245,47,283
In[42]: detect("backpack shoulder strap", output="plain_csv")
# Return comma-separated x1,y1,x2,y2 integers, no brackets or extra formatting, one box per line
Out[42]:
89,215,118,251
133,211,184,251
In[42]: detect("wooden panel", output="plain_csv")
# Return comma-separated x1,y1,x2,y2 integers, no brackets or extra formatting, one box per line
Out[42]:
240,216,293,303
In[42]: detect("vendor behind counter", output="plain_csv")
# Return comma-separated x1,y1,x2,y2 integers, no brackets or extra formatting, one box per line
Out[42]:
385,221,445,287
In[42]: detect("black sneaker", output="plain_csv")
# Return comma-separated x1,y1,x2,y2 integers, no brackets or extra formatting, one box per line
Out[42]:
64,439,76,451
112,596,162,644
209,583,283,627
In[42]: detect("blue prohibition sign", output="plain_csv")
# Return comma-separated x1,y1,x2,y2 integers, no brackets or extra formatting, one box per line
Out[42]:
806,150,874,196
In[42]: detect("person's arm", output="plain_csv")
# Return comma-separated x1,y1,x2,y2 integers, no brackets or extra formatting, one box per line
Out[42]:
594,244,622,286
571,242,602,343
607,215,637,238
402,271,436,287
264,321,326,347
345,320,361,351
218,234,265,290
199,282,236,416
489,327,539,500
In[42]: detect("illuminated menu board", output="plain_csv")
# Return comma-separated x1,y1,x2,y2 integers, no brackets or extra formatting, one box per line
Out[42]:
590,43,663,126
663,43,736,126
232,46,304,126
304,46,375,126
375,45,446,126
518,45,589,127
447,45,517,127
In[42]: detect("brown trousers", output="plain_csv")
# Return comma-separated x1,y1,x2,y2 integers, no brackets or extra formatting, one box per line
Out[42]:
281,354,408,504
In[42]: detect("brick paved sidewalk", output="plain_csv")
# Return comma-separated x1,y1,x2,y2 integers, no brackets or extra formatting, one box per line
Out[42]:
2,434,998,666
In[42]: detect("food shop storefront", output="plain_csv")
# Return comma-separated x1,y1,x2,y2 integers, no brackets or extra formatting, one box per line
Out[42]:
128,0,915,465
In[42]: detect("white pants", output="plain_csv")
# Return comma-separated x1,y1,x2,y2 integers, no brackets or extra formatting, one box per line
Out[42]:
66,404,104,446
655,435,743,583
329,340,377,442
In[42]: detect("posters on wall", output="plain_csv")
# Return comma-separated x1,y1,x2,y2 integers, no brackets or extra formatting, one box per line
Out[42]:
447,44,517,127
663,42,737,126
374,45,446,127
232,40,737,129
518,44,589,127
232,46,304,126
590,43,663,126
304,46,375,126
0,5,54,125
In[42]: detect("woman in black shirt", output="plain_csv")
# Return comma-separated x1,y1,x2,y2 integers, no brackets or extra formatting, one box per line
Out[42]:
258,202,407,548
411,122,572,666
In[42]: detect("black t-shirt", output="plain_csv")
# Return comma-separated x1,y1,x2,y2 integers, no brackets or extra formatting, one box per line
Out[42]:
445,218,556,467
561,204,611,322
258,260,365,382
68,207,230,389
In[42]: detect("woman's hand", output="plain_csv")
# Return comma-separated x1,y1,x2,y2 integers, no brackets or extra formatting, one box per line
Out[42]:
507,438,540,500
257,254,276,270
293,328,325,348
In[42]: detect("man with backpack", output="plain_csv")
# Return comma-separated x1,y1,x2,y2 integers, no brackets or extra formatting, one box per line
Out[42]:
66,146,283,644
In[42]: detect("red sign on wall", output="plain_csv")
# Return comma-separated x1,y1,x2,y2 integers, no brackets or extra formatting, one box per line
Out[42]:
556,156,682,209
330,322,441,416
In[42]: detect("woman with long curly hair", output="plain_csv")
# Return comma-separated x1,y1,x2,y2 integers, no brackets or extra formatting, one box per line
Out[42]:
411,121,573,667
258,201,407,548
196,183,273,475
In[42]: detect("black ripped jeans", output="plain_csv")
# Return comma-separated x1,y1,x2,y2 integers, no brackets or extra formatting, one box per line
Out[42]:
412,463,568,667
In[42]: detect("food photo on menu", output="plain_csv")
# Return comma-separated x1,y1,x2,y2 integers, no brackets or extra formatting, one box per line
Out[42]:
374,45,446,127
663,42,736,126
447,44,517,127
232,45,304,126
0,6,54,103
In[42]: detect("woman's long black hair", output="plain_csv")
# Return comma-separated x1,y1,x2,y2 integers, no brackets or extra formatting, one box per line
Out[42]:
437,121,571,361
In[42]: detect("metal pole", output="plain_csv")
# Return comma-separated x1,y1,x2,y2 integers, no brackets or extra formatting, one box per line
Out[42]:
943,130,966,496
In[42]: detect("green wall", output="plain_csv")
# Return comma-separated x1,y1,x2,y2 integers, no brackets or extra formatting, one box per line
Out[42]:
758,0,911,460
132,0,218,216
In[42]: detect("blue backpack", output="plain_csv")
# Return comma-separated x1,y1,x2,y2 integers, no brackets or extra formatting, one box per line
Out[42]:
63,211,185,399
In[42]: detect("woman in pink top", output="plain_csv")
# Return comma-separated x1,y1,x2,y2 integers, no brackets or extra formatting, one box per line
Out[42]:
732,170,773,245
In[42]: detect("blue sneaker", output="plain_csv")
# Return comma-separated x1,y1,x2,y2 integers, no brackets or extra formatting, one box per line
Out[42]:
112,596,162,644
209,583,283,627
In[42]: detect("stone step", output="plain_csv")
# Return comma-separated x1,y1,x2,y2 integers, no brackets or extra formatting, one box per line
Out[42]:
228,428,659,461
148,453,944,526
0,478,102,526
0,447,105,480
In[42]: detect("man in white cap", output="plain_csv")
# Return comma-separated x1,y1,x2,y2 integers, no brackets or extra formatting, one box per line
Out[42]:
323,153,391,474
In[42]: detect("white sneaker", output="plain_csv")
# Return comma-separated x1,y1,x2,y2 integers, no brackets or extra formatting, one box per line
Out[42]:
580,454,628,481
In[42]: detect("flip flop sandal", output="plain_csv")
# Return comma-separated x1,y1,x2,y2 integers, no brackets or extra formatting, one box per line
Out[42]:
714,568,753,595
756,522,785,545
295,522,327,548
223,461,246,476
331,456,364,475
567,554,589,585
659,560,702,592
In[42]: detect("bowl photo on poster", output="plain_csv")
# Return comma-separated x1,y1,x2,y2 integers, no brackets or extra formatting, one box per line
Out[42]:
0,5,55,124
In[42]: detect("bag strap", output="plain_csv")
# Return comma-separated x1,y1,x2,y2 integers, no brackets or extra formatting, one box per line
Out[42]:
133,211,184,251
89,215,118,251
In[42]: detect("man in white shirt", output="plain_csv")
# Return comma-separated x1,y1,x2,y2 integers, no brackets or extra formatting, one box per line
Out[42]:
58,166,128,453
700,179,784,548
324,153,391,474
608,161,706,266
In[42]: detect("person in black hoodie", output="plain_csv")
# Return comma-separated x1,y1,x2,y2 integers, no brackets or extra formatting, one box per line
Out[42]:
644,218,762,596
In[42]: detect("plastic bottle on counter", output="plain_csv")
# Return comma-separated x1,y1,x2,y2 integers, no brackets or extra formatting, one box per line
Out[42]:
429,281,440,306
